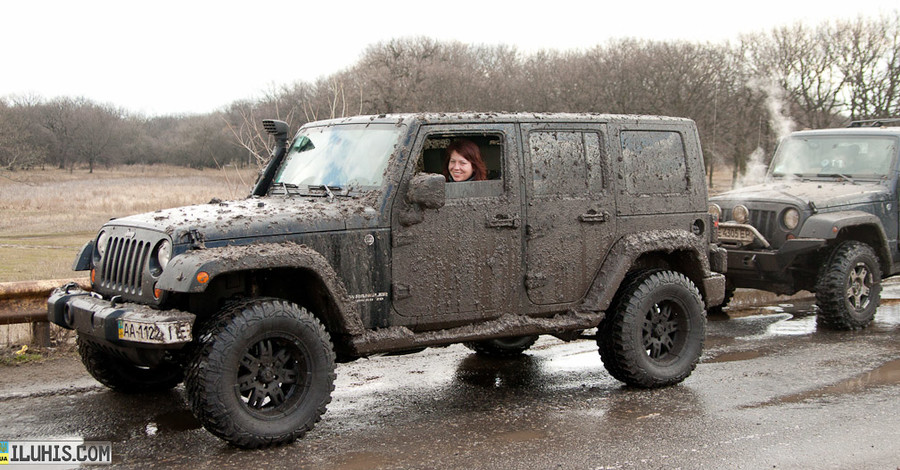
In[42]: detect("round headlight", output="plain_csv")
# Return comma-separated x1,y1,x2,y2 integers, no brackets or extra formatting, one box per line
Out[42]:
95,231,109,260
155,240,172,271
708,204,722,220
732,205,750,224
783,208,800,230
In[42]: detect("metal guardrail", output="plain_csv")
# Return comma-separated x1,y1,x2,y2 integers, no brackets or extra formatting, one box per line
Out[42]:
0,278,90,324
0,278,90,347
0,278,91,346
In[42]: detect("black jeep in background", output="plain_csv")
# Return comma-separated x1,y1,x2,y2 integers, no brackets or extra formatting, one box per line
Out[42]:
710,119,900,329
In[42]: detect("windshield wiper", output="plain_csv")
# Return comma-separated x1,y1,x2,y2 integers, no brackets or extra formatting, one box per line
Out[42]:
816,173,856,184
270,182,304,196
308,185,352,199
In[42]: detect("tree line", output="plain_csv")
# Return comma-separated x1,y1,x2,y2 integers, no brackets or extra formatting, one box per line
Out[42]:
1,12,898,187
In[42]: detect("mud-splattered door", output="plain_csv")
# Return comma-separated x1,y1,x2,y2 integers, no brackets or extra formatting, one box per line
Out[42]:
391,124,523,324
521,124,615,305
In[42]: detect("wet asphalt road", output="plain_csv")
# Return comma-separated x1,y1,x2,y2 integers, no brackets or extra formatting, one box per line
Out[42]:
3,290,900,469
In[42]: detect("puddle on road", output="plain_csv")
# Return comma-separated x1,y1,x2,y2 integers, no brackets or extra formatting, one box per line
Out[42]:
729,299,900,342
704,349,765,364
495,429,547,443
705,300,900,364
749,358,900,408
871,301,900,331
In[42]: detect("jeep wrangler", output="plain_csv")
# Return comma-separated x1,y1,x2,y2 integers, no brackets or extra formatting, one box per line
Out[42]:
49,113,725,448
709,119,900,329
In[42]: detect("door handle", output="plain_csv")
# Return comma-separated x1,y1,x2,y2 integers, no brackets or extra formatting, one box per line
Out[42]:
579,210,610,223
486,214,520,229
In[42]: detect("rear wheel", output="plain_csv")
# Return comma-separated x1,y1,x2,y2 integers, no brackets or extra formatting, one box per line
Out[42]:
185,298,336,448
815,241,881,330
77,336,183,393
464,336,539,357
599,270,705,388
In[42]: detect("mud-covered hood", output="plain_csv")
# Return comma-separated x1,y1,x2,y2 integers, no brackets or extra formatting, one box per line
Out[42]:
105,196,382,244
711,180,892,209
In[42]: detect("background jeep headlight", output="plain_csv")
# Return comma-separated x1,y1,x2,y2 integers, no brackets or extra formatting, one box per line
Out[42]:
151,240,172,275
708,204,721,220
94,230,109,262
783,208,800,230
732,205,749,224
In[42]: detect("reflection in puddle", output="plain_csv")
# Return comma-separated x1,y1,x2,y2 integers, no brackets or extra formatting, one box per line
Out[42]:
871,302,900,330
767,313,817,336
734,300,900,340
751,359,900,407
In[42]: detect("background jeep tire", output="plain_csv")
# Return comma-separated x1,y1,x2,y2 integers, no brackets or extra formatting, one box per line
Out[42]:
185,298,336,449
464,335,539,357
77,336,183,393
598,270,705,388
815,241,881,330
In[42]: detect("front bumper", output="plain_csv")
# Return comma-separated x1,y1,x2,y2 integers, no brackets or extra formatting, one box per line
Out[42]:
726,238,826,273
48,285,194,347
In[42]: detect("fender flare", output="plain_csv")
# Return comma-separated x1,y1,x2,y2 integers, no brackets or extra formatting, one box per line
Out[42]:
157,242,362,334
576,229,712,314
798,210,891,267
798,210,885,240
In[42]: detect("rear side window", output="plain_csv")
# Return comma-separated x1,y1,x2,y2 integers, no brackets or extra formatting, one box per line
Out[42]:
530,131,604,196
620,130,688,195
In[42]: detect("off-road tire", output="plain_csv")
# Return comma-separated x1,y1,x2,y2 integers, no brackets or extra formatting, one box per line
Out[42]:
815,241,881,330
77,336,184,393
185,298,336,449
464,336,539,357
598,270,706,388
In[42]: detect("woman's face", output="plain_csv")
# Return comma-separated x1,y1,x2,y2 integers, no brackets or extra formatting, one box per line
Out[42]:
448,150,474,182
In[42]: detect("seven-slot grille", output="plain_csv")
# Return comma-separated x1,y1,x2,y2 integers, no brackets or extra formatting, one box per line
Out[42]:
725,208,778,241
98,235,151,295
749,209,777,240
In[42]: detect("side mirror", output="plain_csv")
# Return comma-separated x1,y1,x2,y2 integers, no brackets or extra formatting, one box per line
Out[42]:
407,173,445,209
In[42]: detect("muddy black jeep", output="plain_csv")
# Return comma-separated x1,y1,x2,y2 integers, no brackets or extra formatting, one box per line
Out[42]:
49,113,725,448
709,119,900,329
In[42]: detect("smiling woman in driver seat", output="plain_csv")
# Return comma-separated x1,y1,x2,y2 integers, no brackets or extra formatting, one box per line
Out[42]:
443,139,487,182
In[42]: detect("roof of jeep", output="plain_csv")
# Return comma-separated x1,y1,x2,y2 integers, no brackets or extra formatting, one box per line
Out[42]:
790,126,900,137
301,112,694,128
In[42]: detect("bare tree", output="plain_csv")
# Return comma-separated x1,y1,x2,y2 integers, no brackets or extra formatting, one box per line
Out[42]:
833,13,900,120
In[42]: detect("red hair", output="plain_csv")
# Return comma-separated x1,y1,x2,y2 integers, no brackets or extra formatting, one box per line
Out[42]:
443,139,487,181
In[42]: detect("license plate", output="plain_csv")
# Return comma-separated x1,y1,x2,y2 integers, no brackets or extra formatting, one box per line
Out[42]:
118,319,191,344
719,225,756,244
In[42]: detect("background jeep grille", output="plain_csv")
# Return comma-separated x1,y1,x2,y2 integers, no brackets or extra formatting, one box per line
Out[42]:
749,209,777,240
99,236,151,295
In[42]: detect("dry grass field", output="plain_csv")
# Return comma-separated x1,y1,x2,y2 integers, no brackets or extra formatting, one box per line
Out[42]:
0,165,257,282
0,163,739,283
0,163,762,348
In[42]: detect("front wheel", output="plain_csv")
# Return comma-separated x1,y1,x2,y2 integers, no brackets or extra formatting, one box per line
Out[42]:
185,299,336,448
815,241,881,330
598,270,706,388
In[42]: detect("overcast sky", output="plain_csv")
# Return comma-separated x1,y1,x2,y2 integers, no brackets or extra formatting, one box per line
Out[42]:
2,0,897,116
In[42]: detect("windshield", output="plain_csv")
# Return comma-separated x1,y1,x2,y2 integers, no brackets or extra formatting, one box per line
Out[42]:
769,135,898,180
271,123,403,195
